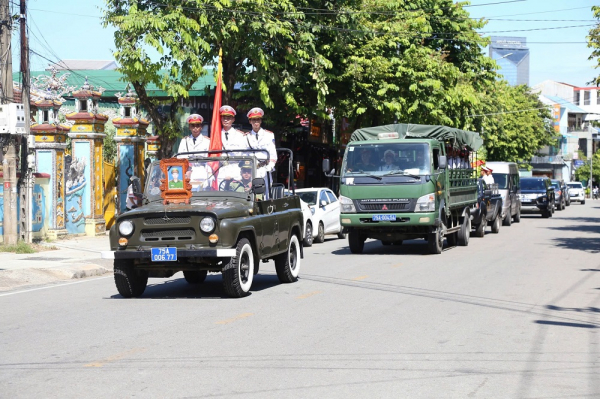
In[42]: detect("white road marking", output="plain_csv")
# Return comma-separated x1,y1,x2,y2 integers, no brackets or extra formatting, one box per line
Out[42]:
0,276,113,297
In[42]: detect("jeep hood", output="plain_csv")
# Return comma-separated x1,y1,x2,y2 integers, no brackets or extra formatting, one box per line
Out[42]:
123,199,252,219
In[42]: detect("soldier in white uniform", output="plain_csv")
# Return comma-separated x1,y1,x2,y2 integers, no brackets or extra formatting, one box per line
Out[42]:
245,107,277,178
178,114,209,154
219,105,245,152
177,114,210,191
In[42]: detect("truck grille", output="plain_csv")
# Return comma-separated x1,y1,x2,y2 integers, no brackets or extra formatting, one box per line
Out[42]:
140,229,196,242
144,216,191,225
359,203,408,211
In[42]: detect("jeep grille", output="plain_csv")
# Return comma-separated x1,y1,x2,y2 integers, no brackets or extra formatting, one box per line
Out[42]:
140,229,196,242
144,216,191,225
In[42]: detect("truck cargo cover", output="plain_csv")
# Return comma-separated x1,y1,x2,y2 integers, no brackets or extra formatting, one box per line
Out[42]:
350,124,484,151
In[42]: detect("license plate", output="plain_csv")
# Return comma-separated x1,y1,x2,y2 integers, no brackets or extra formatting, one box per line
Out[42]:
151,247,177,261
372,214,396,221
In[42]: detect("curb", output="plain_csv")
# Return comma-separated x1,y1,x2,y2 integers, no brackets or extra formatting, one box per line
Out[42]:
0,264,112,292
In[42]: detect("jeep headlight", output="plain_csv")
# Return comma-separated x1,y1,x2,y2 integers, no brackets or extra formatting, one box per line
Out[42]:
200,217,216,233
415,193,435,212
339,195,356,213
118,220,134,236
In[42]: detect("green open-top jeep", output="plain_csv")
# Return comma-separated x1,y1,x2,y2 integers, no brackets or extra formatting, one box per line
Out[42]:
101,149,304,298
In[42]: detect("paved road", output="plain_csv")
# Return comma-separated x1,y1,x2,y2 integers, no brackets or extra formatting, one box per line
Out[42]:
1,202,599,398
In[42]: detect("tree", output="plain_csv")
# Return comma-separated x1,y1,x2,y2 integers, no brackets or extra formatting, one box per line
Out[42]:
102,0,329,157
575,150,600,186
588,5,600,86
480,82,556,163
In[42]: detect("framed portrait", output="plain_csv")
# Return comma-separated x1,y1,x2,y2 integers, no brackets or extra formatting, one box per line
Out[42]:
159,158,192,204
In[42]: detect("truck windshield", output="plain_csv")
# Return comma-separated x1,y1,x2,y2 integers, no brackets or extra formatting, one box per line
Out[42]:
342,143,430,177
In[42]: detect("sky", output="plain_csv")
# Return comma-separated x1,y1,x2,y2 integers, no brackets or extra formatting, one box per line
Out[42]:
9,0,600,89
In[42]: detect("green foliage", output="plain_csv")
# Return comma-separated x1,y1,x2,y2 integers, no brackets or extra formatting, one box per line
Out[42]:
103,121,117,163
0,241,36,254
480,82,556,163
588,6,600,86
575,149,600,185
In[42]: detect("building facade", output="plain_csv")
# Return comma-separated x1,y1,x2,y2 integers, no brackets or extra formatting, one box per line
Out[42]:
490,36,530,86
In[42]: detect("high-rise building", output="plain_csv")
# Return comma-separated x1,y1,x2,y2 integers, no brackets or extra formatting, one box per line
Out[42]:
489,36,530,86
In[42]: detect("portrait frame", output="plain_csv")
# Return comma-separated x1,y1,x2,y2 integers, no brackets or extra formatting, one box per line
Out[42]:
159,158,192,204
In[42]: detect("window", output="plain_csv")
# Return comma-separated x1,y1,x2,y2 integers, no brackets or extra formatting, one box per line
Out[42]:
319,191,329,205
325,191,337,203
573,92,580,105
597,91,600,105
124,107,131,117
584,91,591,106
42,110,49,123
79,100,87,112
432,148,440,169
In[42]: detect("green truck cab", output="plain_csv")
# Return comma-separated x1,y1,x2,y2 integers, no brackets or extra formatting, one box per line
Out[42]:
333,124,483,255
101,150,304,298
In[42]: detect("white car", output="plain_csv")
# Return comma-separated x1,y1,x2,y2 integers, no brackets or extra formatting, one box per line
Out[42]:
296,188,345,243
567,181,585,204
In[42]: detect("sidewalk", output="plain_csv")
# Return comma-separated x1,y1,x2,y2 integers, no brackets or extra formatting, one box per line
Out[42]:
0,235,113,291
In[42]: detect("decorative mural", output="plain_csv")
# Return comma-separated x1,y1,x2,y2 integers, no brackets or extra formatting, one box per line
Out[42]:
94,141,103,218
65,143,90,234
0,182,47,236
56,151,65,229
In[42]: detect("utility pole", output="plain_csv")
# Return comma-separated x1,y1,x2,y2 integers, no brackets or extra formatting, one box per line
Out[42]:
1,0,17,245
18,0,32,243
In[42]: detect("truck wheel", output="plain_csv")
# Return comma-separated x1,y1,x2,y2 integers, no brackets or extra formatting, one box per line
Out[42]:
446,232,458,247
474,221,485,238
458,217,470,246
314,222,325,243
303,222,313,247
513,208,521,223
503,212,512,226
491,214,501,234
427,229,443,255
183,270,208,284
348,231,365,254
274,234,301,283
114,259,148,298
222,238,254,298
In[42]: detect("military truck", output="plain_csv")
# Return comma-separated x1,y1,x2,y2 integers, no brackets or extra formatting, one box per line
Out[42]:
101,149,304,298
331,124,483,255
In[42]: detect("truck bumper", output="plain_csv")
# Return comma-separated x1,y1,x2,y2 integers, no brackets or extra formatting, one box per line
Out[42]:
101,248,237,260
340,212,437,227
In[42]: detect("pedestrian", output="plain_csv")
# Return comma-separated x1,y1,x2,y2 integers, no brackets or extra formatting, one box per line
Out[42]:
126,176,142,211
220,105,245,151
178,114,209,155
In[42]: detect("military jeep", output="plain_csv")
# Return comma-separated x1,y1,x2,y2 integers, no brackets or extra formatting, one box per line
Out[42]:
101,149,304,298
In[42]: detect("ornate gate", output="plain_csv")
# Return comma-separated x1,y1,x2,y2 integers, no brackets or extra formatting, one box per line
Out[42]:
103,161,117,229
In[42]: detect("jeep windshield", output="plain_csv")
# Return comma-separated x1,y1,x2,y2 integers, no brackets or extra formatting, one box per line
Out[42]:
145,155,257,202
342,143,431,181
521,179,546,190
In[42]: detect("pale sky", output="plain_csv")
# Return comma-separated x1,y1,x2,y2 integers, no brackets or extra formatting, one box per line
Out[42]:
10,0,600,88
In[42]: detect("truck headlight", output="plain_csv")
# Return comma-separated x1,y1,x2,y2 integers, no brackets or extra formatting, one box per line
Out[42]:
339,195,356,213
415,193,435,212
118,220,134,236
200,217,216,233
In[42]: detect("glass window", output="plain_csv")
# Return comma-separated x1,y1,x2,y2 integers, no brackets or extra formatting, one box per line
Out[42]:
326,190,337,203
319,190,330,205
494,174,508,189
343,143,431,176
298,191,317,205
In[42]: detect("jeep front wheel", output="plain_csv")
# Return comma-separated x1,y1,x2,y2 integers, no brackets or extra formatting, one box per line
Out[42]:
275,234,301,283
114,259,148,298
222,238,254,298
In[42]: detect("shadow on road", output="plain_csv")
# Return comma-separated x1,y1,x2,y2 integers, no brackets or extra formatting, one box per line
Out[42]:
109,273,282,299
534,320,597,329
551,237,600,253
330,239,455,256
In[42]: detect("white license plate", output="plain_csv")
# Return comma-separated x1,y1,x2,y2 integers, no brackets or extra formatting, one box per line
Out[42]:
151,247,177,261
372,214,396,221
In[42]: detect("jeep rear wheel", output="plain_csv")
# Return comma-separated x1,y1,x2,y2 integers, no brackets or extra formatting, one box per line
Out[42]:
503,212,512,226
222,238,254,298
114,259,148,298
491,214,501,234
184,270,208,284
275,234,301,283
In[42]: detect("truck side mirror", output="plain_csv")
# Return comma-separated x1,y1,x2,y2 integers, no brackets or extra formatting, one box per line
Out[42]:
439,155,447,170
251,178,266,194
322,159,330,174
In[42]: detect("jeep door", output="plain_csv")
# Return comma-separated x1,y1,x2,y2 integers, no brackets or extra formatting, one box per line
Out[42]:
256,200,278,257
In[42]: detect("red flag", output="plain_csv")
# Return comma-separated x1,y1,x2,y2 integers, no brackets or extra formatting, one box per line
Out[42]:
209,48,223,154
209,49,223,190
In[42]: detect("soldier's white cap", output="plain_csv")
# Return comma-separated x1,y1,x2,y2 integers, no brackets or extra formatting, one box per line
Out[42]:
219,105,236,116
247,107,264,119
186,114,204,124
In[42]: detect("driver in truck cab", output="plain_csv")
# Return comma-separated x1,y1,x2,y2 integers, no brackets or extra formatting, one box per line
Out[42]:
352,148,378,171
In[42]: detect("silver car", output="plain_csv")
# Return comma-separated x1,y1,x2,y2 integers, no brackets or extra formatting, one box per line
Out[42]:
567,182,585,204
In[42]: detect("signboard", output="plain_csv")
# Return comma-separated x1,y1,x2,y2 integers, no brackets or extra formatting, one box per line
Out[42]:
573,160,585,169
552,104,561,133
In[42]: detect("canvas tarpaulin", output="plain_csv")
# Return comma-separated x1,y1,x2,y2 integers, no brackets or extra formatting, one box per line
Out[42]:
350,124,484,151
